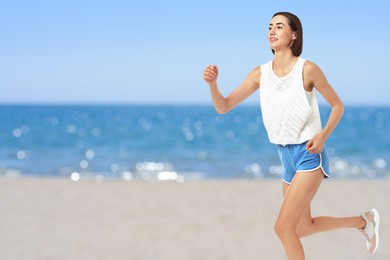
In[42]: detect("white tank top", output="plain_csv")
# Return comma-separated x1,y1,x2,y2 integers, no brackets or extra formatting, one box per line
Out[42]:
259,58,322,145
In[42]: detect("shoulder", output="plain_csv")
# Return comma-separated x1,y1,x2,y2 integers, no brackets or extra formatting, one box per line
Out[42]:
258,60,273,77
248,66,261,85
249,60,272,85
303,59,323,75
303,59,328,86
245,66,261,78
261,60,273,68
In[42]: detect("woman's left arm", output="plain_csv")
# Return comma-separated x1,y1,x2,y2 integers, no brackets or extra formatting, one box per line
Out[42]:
304,61,344,154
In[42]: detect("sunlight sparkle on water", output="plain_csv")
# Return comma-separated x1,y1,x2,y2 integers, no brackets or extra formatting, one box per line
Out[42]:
122,171,133,181
12,128,22,138
70,172,80,181
80,160,89,169
17,151,26,160
85,149,95,159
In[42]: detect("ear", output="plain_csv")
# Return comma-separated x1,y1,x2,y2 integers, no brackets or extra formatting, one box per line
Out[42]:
292,34,297,40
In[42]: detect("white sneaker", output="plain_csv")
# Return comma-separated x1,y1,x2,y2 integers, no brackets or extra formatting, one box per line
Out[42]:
360,208,380,254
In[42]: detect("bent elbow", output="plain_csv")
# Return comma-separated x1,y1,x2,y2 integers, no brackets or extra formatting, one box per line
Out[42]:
338,101,345,116
215,107,227,114
331,99,344,115
214,102,229,114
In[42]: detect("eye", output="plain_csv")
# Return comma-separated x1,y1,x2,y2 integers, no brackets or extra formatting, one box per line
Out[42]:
277,26,283,29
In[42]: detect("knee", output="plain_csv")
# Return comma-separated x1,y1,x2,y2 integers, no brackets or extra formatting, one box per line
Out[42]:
274,220,292,240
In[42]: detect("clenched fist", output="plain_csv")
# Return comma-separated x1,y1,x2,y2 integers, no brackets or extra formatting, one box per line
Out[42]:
203,65,218,85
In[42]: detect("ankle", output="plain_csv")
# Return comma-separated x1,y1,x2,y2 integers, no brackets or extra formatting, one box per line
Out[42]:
358,215,366,230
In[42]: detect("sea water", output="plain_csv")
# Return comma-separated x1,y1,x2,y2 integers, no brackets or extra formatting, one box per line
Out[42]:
0,105,389,181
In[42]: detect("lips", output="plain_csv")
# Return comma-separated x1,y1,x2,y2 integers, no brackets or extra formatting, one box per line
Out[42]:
270,37,278,42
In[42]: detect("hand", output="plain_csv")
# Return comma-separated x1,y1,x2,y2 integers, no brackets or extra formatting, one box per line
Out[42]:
306,134,325,154
203,65,218,85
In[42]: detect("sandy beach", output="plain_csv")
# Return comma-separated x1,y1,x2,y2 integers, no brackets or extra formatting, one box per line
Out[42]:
0,178,388,260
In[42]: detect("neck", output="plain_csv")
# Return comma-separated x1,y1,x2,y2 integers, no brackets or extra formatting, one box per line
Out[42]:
273,50,298,69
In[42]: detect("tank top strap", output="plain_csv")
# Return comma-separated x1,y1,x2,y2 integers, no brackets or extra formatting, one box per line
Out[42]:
260,60,272,75
295,58,307,76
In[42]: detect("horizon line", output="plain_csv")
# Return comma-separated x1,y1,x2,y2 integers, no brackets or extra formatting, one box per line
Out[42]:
0,102,389,108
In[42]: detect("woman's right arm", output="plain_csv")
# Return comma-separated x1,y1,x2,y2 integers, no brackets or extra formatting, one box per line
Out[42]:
203,65,260,114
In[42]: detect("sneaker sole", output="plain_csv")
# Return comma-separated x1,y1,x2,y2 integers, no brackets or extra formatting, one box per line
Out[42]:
371,208,380,253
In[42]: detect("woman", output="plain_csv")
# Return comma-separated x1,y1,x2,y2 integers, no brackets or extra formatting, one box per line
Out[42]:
203,12,380,259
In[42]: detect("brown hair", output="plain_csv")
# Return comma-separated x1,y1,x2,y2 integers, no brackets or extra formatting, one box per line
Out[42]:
271,12,303,57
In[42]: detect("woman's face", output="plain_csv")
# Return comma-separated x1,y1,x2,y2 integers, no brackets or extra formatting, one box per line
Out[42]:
268,15,296,53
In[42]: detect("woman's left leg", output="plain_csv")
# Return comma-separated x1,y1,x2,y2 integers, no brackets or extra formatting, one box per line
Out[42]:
285,182,366,238
296,204,365,238
274,168,324,260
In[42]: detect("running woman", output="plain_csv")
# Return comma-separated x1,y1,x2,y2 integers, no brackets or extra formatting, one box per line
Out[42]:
203,11,380,259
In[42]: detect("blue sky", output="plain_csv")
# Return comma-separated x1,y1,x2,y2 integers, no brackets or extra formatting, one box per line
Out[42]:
1,1,389,105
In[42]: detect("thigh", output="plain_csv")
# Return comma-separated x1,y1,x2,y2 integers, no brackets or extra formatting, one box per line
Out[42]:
277,169,323,228
283,181,312,226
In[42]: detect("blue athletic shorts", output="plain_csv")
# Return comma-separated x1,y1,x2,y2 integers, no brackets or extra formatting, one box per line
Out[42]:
277,141,330,184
